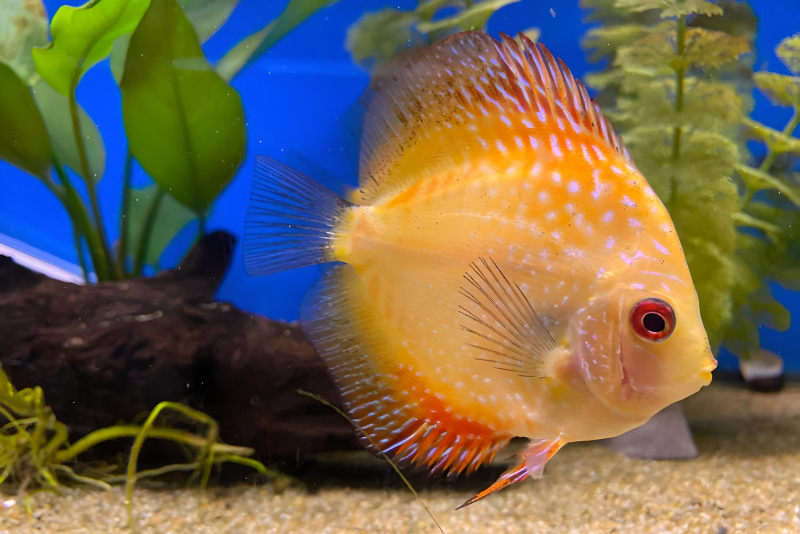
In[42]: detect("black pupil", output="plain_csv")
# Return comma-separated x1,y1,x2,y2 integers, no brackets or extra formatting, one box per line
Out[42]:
643,312,666,333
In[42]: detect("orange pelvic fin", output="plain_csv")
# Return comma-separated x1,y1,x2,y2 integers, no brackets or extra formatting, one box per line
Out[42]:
456,436,565,510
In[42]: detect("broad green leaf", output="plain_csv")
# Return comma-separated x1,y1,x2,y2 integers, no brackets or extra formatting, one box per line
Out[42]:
110,0,239,84
776,33,800,74
743,117,800,155
0,0,49,85
31,0,150,96
345,9,418,70
0,62,51,178
126,185,196,267
31,78,105,181
753,72,800,108
179,0,240,42
737,164,800,208
121,0,245,214
216,0,341,82
109,33,131,85
416,0,519,33
680,28,749,69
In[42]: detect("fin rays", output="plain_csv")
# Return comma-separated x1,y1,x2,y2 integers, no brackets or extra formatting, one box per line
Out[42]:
243,155,352,277
354,30,634,204
460,257,557,378
457,437,565,509
494,33,633,161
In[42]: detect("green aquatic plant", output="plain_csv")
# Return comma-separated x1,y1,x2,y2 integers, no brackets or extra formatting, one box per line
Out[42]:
726,34,800,358
0,0,338,282
580,0,794,358
346,0,537,73
0,362,274,518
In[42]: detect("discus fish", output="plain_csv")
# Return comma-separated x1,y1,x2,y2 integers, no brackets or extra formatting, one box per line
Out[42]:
244,31,717,508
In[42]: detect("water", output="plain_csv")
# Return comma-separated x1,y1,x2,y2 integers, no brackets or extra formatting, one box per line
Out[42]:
0,1,798,532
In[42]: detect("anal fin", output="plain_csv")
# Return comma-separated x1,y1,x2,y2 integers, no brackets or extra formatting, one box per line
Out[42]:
301,264,512,478
457,436,565,509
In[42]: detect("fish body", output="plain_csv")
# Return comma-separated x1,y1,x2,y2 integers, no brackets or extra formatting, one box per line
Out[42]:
244,31,717,506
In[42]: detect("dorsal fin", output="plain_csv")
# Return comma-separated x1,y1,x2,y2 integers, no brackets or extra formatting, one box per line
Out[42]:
353,30,633,204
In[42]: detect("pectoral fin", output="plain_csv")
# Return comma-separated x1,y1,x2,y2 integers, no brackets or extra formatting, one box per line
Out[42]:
459,257,557,378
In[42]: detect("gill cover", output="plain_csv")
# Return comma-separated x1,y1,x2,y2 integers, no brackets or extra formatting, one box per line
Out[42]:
573,297,626,410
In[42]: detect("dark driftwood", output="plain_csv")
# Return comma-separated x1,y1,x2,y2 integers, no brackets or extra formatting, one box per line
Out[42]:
0,232,359,464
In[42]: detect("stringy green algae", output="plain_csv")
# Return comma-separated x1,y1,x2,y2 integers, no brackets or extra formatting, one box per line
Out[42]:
581,0,799,359
0,362,277,522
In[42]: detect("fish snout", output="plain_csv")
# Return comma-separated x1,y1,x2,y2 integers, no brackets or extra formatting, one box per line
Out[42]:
698,354,718,384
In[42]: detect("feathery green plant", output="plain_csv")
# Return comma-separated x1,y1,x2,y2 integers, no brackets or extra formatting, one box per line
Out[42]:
581,0,794,358
726,34,800,358
346,0,537,73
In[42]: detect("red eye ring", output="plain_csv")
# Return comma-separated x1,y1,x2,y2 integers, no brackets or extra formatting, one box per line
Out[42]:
630,298,675,342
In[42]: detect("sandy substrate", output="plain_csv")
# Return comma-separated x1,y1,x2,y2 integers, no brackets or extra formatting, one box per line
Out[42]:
1,383,798,534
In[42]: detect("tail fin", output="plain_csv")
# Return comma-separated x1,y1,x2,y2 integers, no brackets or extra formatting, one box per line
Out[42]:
243,155,353,277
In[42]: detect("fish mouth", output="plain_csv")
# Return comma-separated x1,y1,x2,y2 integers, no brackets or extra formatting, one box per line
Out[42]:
699,356,718,384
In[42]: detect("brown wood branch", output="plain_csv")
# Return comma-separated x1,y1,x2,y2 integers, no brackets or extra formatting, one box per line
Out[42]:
0,232,359,466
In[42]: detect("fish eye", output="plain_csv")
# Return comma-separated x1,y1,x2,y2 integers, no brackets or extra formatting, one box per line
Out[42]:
630,298,675,342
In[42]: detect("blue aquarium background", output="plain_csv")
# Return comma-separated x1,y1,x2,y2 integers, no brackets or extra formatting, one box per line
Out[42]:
1,0,798,371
